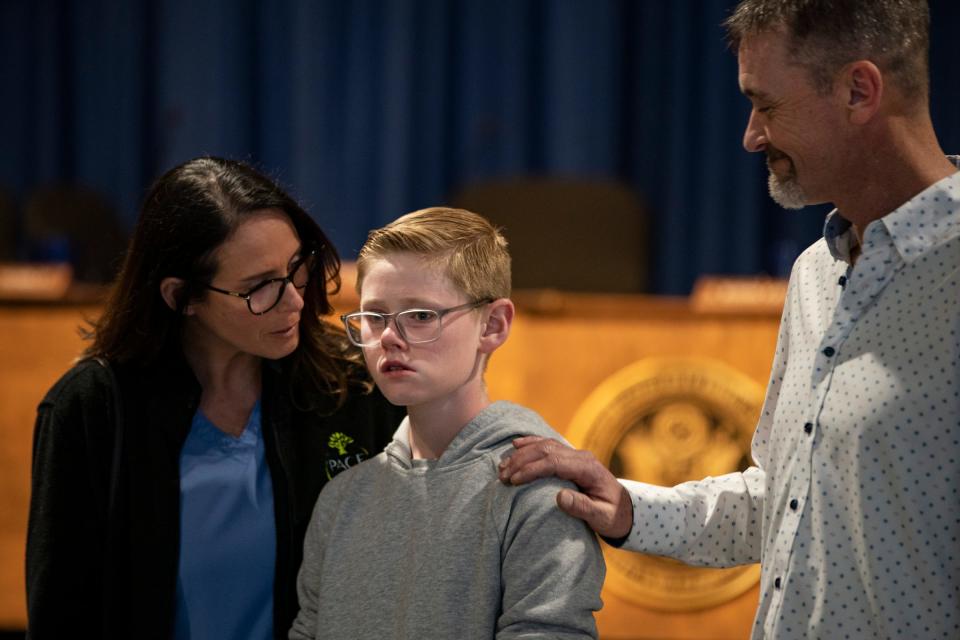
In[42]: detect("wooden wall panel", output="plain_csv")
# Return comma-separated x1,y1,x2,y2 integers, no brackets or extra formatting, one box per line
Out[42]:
485,293,780,639
0,288,781,637
0,304,97,628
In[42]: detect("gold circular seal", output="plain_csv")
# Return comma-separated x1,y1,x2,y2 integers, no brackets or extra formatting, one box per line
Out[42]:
567,357,763,611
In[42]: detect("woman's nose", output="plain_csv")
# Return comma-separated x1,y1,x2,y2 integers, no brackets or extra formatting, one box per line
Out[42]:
277,281,305,313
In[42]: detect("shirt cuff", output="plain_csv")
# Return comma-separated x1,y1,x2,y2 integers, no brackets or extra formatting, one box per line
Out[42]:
614,478,689,556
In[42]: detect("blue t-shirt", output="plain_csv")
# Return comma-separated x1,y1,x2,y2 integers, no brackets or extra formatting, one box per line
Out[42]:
173,399,275,640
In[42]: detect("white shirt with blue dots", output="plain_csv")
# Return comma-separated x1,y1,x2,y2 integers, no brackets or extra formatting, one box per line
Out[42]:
617,162,960,639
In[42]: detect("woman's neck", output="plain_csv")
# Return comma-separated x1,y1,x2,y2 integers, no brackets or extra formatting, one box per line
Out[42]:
181,327,262,436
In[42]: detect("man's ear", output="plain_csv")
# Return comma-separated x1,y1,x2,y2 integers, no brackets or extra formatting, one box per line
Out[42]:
478,298,514,354
160,277,193,315
842,60,883,125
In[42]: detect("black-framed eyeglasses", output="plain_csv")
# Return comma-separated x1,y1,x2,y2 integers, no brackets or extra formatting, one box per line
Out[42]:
340,298,494,347
203,249,317,315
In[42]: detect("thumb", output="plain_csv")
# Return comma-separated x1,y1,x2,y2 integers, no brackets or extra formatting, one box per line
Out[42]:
556,488,602,528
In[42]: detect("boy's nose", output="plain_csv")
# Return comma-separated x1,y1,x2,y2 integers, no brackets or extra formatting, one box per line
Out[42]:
378,320,407,349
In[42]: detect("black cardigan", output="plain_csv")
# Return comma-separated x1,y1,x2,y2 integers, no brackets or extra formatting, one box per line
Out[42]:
25,354,404,639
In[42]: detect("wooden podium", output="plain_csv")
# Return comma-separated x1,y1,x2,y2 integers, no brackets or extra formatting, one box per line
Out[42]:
0,278,784,637
485,285,783,640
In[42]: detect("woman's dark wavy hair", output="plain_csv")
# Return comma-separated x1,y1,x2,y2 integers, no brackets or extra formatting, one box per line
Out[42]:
84,156,366,408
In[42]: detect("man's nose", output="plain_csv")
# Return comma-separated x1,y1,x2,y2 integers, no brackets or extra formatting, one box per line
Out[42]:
742,110,768,153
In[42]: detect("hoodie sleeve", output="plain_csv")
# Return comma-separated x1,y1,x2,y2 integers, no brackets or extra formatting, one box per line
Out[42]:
289,478,343,640
496,477,605,639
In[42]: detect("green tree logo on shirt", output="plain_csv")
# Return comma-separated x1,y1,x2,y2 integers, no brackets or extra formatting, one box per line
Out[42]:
328,432,355,456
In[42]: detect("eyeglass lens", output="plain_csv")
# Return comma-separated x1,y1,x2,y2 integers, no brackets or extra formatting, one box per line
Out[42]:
346,309,441,346
248,255,313,314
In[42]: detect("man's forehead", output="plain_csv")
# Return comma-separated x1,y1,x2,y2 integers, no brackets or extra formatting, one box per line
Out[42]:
738,29,785,58
736,30,789,89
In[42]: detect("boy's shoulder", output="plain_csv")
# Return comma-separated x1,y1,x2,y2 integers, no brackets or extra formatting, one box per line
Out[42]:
481,400,563,442
479,400,569,464
480,401,583,498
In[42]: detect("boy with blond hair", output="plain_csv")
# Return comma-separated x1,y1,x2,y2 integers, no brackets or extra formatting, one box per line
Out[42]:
290,207,604,639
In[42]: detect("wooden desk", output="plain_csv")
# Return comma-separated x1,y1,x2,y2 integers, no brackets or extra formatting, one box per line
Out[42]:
0,286,782,637
486,291,781,639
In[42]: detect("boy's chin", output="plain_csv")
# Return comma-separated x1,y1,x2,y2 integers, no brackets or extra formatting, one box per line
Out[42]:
375,384,414,408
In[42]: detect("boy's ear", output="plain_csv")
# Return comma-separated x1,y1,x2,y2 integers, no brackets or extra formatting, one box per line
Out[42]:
478,298,514,354
160,277,194,315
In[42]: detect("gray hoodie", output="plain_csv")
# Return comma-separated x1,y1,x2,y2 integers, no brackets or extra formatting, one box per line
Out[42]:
290,401,605,640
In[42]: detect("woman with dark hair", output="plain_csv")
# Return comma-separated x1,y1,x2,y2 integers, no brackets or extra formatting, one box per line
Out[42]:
25,157,404,639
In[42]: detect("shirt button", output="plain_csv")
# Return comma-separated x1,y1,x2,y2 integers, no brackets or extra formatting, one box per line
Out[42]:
822,346,835,357
774,577,782,590
838,275,847,287
789,498,798,511
803,422,813,434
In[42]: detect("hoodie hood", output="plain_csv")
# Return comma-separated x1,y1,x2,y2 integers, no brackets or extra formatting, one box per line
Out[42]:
384,400,562,471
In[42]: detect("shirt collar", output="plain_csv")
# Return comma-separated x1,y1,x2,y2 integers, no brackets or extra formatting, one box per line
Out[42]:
823,212,857,262
823,155,960,264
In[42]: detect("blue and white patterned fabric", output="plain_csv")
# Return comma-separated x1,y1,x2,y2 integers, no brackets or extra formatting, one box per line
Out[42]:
618,162,960,639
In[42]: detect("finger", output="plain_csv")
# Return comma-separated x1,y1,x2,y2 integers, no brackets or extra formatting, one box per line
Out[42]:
511,435,547,449
498,438,563,479
555,488,614,536
533,449,614,495
503,454,563,485
501,441,599,488
556,488,632,538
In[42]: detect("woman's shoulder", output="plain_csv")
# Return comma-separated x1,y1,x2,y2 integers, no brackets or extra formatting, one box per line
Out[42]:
40,358,113,409
34,359,120,449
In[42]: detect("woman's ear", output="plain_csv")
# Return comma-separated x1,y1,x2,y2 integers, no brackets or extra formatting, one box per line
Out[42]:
160,277,193,314
478,298,515,354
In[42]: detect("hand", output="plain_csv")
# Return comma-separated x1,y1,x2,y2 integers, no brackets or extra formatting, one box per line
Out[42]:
498,436,633,539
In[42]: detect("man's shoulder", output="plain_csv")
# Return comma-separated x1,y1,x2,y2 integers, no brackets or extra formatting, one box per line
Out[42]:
793,236,833,269
782,236,839,294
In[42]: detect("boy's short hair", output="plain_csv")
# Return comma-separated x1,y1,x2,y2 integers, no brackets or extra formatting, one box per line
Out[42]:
356,207,511,301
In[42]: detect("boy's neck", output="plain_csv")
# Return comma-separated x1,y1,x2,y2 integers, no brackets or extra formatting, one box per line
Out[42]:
407,390,491,460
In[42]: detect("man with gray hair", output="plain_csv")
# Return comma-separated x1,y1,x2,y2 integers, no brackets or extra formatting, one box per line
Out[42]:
498,1,959,637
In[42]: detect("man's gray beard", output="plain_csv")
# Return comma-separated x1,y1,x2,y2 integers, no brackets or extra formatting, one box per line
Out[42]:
767,171,807,209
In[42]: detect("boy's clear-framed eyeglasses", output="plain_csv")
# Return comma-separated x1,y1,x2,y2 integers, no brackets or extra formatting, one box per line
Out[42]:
341,298,494,347
203,249,317,315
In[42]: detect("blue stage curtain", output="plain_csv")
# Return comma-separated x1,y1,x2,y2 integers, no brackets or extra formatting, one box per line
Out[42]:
2,0,958,294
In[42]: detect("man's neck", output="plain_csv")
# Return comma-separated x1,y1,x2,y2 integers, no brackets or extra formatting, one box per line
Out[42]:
833,116,956,244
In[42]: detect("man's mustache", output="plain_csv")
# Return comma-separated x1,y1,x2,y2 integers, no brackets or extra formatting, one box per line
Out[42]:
766,146,789,164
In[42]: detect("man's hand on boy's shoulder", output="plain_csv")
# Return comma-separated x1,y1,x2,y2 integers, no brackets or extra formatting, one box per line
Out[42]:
498,436,633,539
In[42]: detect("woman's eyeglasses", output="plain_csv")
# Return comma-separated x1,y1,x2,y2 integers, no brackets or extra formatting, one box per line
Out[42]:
203,249,317,315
